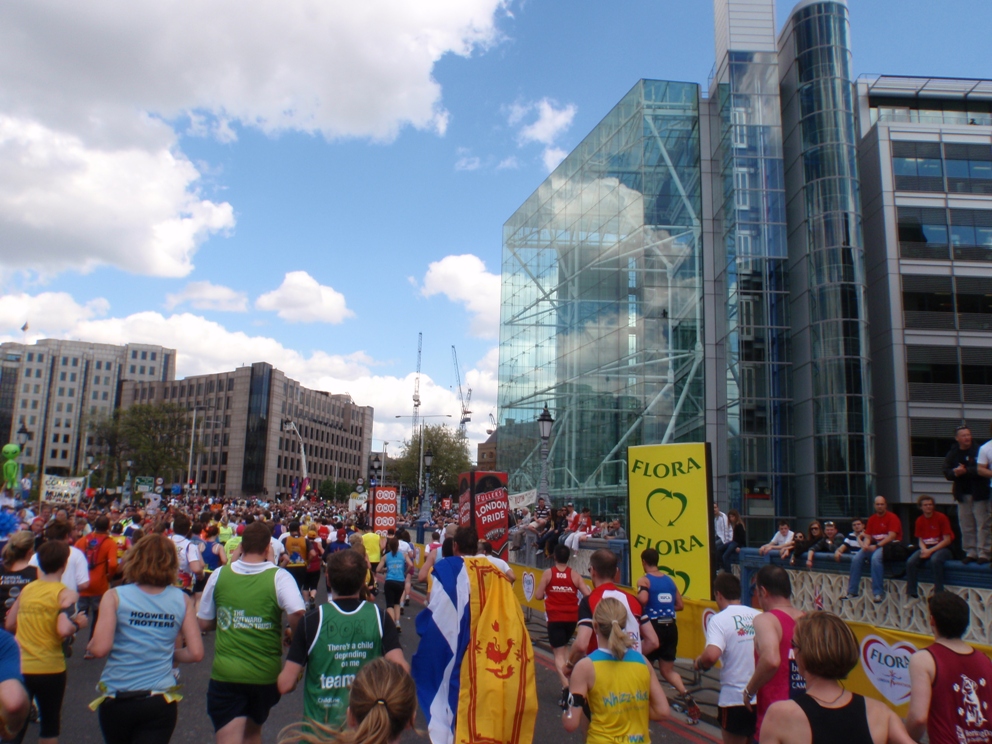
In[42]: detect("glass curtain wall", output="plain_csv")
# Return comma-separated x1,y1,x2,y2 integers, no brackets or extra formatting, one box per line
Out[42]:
712,52,792,517
780,1,874,516
498,80,705,517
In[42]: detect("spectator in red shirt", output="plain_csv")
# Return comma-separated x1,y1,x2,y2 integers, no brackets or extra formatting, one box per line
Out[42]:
844,495,904,602
905,495,955,598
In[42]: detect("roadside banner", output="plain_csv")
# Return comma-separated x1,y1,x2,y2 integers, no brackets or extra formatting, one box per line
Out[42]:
627,442,713,600
458,471,510,559
373,486,398,535
508,489,537,511
42,476,83,507
135,476,154,494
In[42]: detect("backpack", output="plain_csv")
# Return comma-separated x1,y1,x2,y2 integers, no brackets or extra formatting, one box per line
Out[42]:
85,535,109,570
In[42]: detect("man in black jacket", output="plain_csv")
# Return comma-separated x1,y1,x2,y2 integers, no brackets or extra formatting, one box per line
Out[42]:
943,426,990,564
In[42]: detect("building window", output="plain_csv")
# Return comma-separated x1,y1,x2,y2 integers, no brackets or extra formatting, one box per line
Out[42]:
150,352,157,361
140,351,147,360
71,358,78,367
732,107,748,148
69,373,76,382
102,392,108,401
60,372,66,381
50,449,57,459
130,365,136,374
892,141,943,191
139,366,145,374
66,404,73,413
68,388,74,396
734,168,750,208
26,353,33,362
61,450,68,459
95,361,101,370
131,351,137,359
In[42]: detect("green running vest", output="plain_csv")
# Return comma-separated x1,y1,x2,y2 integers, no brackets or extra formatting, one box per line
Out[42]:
210,565,283,684
304,601,383,727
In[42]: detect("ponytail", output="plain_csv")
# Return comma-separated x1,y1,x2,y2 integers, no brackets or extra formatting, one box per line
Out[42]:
593,597,635,660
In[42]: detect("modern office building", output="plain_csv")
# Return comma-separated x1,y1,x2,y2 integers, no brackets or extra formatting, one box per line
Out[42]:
498,0,890,524
857,75,992,505
122,362,373,499
498,79,706,514
0,339,176,477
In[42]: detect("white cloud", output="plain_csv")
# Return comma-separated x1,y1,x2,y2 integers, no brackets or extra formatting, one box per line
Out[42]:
0,292,496,455
506,97,576,173
0,116,234,277
420,254,500,338
454,153,482,171
165,281,248,312
517,99,577,146
542,147,568,172
255,271,354,324
0,0,508,276
496,156,519,170
0,292,109,333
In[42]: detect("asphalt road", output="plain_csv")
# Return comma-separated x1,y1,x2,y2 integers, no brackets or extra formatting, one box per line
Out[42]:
34,582,720,744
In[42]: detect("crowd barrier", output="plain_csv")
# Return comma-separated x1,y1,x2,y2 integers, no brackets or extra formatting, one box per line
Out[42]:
412,541,992,716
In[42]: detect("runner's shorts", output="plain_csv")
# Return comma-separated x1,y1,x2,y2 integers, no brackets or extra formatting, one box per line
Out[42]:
719,705,756,738
384,580,405,607
206,680,281,731
546,621,577,649
645,620,678,663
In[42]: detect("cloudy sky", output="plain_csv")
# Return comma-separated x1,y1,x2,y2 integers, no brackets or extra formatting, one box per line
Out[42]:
0,0,987,456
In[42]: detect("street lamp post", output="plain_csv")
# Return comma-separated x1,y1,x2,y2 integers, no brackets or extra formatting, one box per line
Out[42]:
370,454,382,530
15,424,30,497
187,404,213,496
123,459,133,504
537,404,554,502
420,448,434,521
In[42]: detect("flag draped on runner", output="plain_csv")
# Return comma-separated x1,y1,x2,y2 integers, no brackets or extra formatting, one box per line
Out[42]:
412,556,537,744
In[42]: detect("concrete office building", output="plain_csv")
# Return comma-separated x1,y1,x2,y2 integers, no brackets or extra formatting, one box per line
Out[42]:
858,76,992,506
122,362,373,499
0,339,176,477
497,0,889,523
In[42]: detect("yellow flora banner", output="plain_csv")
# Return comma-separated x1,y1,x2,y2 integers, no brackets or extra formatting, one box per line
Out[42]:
627,443,712,600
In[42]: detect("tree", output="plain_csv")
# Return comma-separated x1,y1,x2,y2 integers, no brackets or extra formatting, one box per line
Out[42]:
390,424,471,498
89,404,195,484
319,479,357,502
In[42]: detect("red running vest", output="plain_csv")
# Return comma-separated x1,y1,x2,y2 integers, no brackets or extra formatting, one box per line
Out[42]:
544,566,580,623
755,609,806,741
927,642,992,744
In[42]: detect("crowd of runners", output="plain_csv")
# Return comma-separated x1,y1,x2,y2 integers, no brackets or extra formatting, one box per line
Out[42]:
0,496,985,744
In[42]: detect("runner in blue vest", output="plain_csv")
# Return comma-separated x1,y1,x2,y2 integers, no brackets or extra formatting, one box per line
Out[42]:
278,548,406,728
636,547,700,723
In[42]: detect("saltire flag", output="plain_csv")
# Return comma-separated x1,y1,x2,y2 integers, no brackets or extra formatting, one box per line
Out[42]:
412,555,537,744
813,584,824,611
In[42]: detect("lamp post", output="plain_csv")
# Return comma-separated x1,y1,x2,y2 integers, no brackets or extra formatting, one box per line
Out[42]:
187,404,214,496
123,459,133,504
421,448,434,522
537,404,554,502
370,454,382,530
15,423,30,495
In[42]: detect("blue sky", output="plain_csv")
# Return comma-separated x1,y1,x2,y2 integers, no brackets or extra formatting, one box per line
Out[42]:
0,0,988,455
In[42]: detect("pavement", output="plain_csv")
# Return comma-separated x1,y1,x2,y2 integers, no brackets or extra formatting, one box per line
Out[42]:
34,581,722,744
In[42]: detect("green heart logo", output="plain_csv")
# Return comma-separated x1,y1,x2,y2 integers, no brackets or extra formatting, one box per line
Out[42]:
645,488,687,527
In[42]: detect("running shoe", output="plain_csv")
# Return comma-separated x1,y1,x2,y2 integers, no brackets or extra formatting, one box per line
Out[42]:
683,694,701,725
558,686,569,711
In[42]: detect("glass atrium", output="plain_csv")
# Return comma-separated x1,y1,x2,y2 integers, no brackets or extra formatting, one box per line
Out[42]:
497,80,705,516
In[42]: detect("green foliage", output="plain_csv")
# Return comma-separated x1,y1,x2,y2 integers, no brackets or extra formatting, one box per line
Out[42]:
390,424,471,498
90,404,195,484
319,479,357,502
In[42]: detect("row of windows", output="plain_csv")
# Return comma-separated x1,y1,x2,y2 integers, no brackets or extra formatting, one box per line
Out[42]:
51,433,71,444
24,353,44,363
898,207,992,260
130,350,157,361
892,141,992,195
871,95,992,128
128,365,156,375
58,372,77,382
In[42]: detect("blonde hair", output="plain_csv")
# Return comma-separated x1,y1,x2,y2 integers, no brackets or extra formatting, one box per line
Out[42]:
593,597,634,659
792,612,858,680
277,658,417,744
2,531,34,570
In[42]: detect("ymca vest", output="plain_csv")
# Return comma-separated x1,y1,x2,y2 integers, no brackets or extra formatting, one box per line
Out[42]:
210,566,283,684
304,601,383,727
544,566,580,623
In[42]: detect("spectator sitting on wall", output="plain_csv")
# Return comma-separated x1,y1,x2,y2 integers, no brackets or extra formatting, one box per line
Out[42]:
788,521,821,566
604,520,626,540
805,521,845,568
905,495,955,599
758,521,794,557
844,496,905,603
944,425,990,564
839,517,867,557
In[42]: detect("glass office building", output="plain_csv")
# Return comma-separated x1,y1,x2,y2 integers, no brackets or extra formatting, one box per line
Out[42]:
498,80,705,515
779,0,873,517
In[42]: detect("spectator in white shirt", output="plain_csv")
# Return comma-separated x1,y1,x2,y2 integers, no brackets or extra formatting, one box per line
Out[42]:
478,541,515,584
757,521,794,558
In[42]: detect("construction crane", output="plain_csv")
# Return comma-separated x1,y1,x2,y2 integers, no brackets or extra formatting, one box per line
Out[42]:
451,345,472,436
411,333,422,434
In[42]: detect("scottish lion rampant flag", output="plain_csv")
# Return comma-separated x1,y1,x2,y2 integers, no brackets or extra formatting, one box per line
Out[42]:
412,555,537,744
